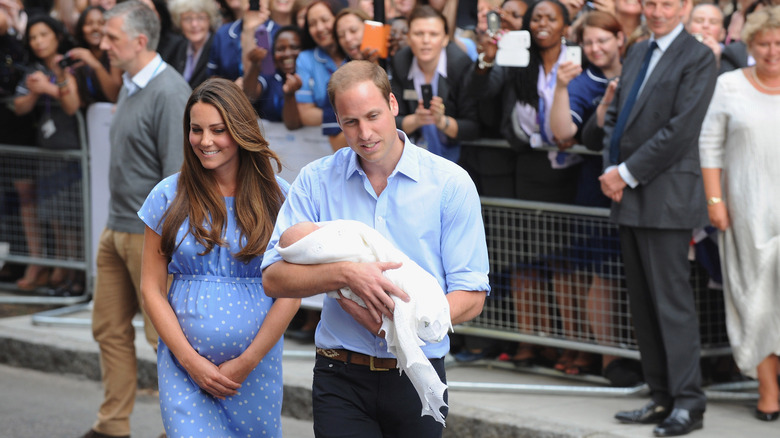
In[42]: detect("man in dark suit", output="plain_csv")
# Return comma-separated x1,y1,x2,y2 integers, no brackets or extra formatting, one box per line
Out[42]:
599,0,717,436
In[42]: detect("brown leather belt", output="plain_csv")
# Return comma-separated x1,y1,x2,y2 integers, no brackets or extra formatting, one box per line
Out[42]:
316,348,398,371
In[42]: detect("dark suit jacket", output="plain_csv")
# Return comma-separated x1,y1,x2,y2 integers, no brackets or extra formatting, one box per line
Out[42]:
719,41,748,75
603,30,717,229
170,34,214,90
390,42,479,143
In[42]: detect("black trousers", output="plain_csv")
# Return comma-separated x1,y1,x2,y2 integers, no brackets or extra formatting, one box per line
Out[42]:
619,226,706,412
312,355,447,438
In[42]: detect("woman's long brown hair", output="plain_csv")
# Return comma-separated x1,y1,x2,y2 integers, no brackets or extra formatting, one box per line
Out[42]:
160,78,284,264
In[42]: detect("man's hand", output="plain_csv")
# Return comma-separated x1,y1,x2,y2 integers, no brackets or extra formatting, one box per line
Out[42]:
700,35,722,61
337,292,386,336
343,261,408,323
599,167,626,203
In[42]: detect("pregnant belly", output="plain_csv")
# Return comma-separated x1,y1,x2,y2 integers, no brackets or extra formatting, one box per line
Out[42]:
171,288,268,364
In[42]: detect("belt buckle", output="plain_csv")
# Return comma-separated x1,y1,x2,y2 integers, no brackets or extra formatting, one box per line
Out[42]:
369,356,390,371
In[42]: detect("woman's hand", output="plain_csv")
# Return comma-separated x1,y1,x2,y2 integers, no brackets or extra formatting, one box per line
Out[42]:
555,136,577,150
429,95,446,129
282,73,302,95
358,47,380,64
25,70,51,95
183,354,241,400
556,61,582,89
707,202,730,231
66,47,100,69
247,46,268,66
592,0,616,15
476,29,501,63
596,78,618,128
218,355,255,387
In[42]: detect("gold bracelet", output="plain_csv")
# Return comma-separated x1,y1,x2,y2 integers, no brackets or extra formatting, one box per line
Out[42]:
707,197,722,206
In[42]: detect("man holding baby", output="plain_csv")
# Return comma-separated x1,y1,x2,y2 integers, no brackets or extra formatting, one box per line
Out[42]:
261,60,489,438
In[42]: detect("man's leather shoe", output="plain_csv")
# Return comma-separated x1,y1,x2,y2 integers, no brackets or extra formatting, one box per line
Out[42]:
653,408,703,437
615,401,670,424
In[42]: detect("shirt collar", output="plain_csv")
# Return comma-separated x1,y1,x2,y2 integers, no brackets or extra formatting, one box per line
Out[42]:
122,54,166,96
187,33,211,58
228,19,242,39
346,130,420,182
651,23,684,52
407,47,448,81
586,65,608,83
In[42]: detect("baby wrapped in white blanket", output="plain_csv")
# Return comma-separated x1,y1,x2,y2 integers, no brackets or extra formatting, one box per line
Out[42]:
277,220,452,425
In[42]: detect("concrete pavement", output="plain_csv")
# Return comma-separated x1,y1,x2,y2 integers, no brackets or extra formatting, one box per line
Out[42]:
0,303,774,438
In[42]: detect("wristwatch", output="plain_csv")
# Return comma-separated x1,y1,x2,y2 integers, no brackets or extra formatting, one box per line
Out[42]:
478,52,495,70
707,197,722,206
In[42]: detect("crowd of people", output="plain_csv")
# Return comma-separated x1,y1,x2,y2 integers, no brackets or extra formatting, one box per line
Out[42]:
1,0,779,436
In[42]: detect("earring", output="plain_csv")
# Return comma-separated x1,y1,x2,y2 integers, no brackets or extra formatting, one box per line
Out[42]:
561,36,566,45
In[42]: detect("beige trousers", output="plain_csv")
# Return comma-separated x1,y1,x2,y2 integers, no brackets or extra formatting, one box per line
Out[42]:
90,228,158,436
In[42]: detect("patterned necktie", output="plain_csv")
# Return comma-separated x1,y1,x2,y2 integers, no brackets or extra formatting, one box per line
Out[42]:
609,41,658,164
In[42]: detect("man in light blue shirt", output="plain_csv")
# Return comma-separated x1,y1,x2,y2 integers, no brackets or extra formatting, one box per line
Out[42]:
262,60,489,437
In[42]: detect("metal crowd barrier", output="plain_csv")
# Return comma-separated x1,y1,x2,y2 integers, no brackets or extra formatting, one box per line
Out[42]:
457,197,730,357
0,106,92,305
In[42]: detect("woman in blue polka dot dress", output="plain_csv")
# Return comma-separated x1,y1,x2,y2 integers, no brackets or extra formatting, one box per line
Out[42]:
138,78,299,438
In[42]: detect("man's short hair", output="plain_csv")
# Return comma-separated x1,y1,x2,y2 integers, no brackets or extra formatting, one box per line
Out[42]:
105,0,160,51
327,61,392,112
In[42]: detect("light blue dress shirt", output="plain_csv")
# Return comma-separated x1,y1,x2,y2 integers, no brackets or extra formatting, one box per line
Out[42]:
262,130,490,358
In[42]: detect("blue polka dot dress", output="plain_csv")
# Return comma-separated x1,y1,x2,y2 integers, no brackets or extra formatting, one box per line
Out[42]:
138,173,287,438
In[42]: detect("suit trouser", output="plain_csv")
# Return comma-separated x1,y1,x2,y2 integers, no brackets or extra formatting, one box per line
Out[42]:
91,228,158,436
619,226,706,412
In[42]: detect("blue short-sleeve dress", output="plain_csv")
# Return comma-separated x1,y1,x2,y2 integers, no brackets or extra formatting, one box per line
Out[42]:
138,173,288,438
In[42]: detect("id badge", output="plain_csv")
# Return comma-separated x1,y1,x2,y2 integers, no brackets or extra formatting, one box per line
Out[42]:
41,118,56,139
402,89,418,101
530,132,542,148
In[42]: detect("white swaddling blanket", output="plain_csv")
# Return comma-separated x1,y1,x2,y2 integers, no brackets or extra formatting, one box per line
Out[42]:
276,220,452,425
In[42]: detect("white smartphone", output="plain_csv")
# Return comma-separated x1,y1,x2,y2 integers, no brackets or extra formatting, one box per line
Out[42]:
566,46,582,65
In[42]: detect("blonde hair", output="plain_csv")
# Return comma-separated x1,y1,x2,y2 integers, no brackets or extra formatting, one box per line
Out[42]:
169,0,222,32
742,5,780,47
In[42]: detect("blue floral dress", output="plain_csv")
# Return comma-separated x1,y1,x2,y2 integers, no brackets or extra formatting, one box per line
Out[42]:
138,173,289,438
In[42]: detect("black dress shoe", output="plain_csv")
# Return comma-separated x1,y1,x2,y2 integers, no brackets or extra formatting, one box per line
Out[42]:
653,408,703,437
754,408,780,421
615,400,670,424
